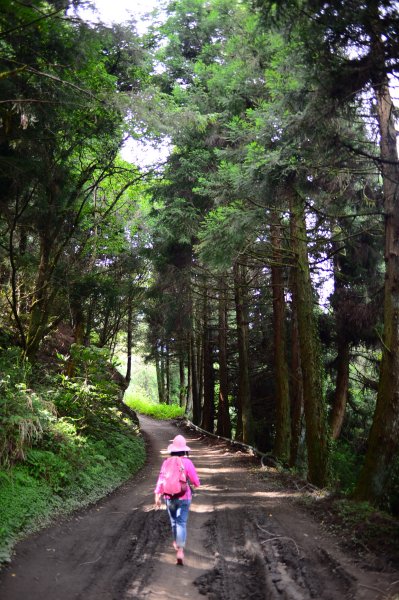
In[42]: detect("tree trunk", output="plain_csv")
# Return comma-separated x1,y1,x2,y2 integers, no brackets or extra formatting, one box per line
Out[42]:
17,226,28,314
186,339,193,416
290,185,329,487
329,237,351,440
233,261,254,445
165,345,171,404
9,205,28,348
156,347,165,404
197,325,204,413
125,290,133,385
202,286,215,432
66,294,85,378
191,332,201,424
354,76,399,504
270,212,291,461
25,233,53,359
179,353,186,408
330,338,350,440
217,277,232,438
160,346,166,403
289,292,304,467
84,298,95,346
99,305,111,347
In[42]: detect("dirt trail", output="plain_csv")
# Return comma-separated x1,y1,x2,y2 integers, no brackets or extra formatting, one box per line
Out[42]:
1,415,398,600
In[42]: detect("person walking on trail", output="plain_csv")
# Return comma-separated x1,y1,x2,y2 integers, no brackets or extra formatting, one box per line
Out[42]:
154,434,200,566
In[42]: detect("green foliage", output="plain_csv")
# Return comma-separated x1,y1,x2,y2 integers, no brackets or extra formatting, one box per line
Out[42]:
0,467,54,564
0,430,145,565
196,200,263,269
333,498,376,528
0,348,56,467
125,393,185,420
153,196,201,245
25,449,73,494
54,344,124,436
119,353,159,403
0,343,146,565
300,492,399,566
330,441,364,493
0,2,150,359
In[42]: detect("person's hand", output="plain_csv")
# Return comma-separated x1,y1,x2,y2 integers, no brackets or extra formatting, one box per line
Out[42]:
154,494,162,509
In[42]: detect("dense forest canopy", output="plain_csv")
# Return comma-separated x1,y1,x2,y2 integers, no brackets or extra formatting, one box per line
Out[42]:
1,0,399,511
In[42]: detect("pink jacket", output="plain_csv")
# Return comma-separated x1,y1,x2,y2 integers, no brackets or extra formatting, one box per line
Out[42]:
155,456,200,500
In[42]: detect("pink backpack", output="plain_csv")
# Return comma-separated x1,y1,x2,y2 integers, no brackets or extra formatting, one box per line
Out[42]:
162,457,188,498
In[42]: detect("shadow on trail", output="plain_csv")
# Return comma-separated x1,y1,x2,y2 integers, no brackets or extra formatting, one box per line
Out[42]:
0,416,398,600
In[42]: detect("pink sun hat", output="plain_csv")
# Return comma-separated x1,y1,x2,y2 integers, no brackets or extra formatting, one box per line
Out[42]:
167,434,191,453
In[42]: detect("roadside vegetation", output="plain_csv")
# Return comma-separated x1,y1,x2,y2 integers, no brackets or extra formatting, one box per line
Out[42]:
297,488,399,570
125,392,185,420
0,345,145,565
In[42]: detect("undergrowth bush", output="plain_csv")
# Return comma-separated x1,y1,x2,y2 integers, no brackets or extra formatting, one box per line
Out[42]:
54,344,122,434
0,432,145,564
125,392,185,420
0,347,56,467
330,441,364,493
0,344,146,567
0,467,55,564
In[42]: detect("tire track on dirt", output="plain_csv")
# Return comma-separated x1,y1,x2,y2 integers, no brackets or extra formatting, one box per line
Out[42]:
0,416,179,600
76,508,169,600
187,432,398,600
1,416,398,600
193,486,353,599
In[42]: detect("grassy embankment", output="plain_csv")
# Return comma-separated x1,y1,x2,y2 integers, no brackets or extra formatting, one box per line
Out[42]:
0,346,152,566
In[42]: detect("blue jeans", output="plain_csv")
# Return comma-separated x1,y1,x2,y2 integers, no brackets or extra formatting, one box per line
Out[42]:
165,498,191,548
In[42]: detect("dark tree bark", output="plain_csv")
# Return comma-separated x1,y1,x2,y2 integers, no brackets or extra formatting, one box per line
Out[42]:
125,290,133,385
329,239,351,440
330,338,350,440
25,232,54,359
8,196,30,348
156,346,165,404
66,295,85,378
186,338,193,416
202,286,215,432
355,71,399,503
165,344,171,404
290,183,330,487
233,261,254,445
197,324,204,413
289,292,304,467
191,331,201,424
179,353,186,408
270,212,291,461
216,277,232,438
84,297,96,346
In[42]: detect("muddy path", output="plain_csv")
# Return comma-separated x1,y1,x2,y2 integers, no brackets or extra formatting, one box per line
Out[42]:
1,415,398,600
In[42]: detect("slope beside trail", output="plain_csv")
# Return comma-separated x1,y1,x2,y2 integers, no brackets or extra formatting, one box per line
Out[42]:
0,414,398,600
